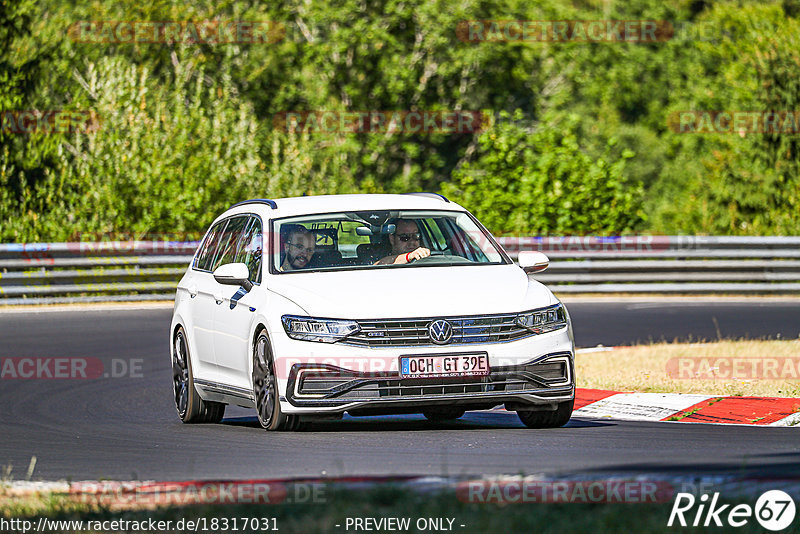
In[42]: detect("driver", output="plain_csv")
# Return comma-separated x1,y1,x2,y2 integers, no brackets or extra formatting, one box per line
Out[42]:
281,226,316,270
375,219,430,265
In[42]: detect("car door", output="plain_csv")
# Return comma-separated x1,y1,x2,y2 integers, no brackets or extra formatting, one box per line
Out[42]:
186,219,229,381
211,215,261,388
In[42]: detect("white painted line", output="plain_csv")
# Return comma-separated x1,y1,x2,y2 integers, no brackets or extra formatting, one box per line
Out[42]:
0,302,174,313
2,481,70,495
575,346,615,354
573,393,715,421
769,412,800,427
662,419,800,428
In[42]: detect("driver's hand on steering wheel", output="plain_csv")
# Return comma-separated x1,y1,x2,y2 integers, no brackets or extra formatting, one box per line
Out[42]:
397,247,430,264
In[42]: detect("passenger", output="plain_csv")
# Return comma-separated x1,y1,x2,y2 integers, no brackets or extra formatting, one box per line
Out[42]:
281,226,316,270
375,219,431,265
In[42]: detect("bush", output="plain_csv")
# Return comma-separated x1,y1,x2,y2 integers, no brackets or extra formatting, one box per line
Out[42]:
442,111,643,235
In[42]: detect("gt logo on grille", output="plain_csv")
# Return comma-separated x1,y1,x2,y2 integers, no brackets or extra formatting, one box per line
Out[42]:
428,320,453,344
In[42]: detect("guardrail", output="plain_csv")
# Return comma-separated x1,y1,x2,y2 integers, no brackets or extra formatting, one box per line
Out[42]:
500,236,800,294
0,241,195,305
1,236,799,304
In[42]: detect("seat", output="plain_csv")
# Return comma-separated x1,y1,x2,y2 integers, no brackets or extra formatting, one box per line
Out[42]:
309,249,343,268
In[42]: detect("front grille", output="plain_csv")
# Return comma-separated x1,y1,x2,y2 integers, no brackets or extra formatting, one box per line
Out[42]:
287,354,573,407
347,314,534,347
300,368,565,398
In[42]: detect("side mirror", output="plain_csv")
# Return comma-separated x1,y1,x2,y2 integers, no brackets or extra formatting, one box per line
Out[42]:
213,262,253,292
517,251,549,274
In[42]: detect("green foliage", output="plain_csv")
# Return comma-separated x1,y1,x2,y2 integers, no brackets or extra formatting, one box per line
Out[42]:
1,55,358,241
1,0,799,240
647,3,800,234
443,111,642,235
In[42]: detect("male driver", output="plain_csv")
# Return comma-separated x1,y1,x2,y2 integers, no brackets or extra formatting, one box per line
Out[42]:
281,226,316,270
375,219,430,265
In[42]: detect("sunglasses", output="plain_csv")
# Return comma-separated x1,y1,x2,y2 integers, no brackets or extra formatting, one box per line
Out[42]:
396,233,421,242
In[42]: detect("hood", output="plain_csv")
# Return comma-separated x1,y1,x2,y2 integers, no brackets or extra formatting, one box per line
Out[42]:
267,264,555,319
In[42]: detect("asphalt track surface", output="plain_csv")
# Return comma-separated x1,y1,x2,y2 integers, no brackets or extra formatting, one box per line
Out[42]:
0,300,798,481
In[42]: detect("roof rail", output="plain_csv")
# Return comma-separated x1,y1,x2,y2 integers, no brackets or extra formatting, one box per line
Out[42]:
403,192,450,203
230,198,278,210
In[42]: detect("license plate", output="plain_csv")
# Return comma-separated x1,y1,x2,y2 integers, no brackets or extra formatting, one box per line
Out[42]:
399,353,490,378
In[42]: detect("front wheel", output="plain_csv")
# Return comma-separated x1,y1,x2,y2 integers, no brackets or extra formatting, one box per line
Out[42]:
517,399,573,429
253,331,300,431
172,327,225,424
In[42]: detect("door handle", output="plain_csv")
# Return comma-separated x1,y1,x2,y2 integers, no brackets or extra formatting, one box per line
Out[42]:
187,285,198,298
213,293,224,305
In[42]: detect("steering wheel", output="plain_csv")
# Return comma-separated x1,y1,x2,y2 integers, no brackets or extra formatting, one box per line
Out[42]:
406,250,443,263
410,252,472,265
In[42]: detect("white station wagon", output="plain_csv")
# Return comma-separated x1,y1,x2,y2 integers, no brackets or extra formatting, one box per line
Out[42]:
170,194,575,430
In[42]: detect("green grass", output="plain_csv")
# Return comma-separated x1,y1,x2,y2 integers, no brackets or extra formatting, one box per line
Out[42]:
0,485,778,534
577,339,800,397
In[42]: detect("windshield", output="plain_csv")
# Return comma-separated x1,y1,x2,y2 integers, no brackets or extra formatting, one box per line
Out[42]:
272,210,508,272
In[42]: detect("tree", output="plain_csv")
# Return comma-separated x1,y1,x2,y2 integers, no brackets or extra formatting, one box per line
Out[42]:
442,111,642,235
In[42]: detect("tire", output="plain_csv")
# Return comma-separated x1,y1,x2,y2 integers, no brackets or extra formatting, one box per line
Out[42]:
517,399,573,429
253,330,300,431
422,408,466,421
172,327,225,424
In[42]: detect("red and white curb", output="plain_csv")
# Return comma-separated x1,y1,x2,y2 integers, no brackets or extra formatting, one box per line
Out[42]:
574,389,800,426
573,345,800,426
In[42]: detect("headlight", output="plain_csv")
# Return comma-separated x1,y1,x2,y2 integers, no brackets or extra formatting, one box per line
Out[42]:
281,315,361,343
515,304,567,334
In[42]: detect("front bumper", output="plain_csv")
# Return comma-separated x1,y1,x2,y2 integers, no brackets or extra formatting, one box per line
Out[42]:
284,352,574,414
270,320,575,415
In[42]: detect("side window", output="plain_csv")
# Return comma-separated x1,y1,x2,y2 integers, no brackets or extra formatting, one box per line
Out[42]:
194,220,228,271
208,216,249,272
444,218,487,262
419,218,448,251
234,216,263,283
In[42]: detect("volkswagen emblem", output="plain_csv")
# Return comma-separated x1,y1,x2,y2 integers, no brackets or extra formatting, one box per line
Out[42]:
428,319,453,344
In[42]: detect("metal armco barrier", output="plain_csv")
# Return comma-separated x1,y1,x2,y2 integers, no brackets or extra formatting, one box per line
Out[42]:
0,241,196,305
501,236,800,293
1,236,799,304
